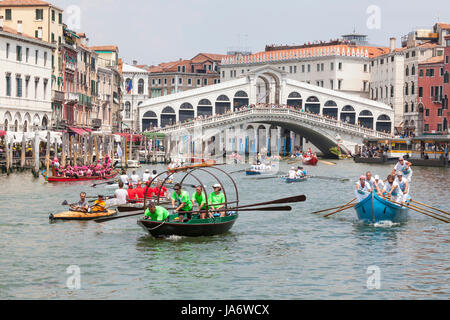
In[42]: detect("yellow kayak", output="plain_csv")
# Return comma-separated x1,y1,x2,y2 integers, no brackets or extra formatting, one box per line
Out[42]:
49,209,117,221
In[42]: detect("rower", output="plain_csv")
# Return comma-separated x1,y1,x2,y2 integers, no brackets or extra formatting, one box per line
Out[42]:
191,186,208,219
373,175,385,195
365,171,376,189
142,169,151,183
114,181,128,205
127,183,138,202
119,169,129,185
153,180,169,200
392,157,413,182
134,183,145,201
69,192,89,212
130,170,140,185
208,184,226,217
288,167,297,179
296,166,304,178
150,170,158,181
171,183,193,222
355,175,372,202
143,202,170,222
395,172,410,204
91,195,107,213
383,175,401,203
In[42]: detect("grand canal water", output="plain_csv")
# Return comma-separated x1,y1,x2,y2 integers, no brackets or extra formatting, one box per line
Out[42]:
0,160,448,299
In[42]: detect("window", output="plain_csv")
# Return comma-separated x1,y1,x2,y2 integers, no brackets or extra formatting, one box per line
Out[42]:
6,43,10,59
437,124,442,131
391,56,394,62
446,56,449,64
302,65,305,73
438,109,443,117
338,79,342,90
35,78,39,99
317,64,320,72
44,52,47,66
59,13,62,24
178,78,182,85
294,66,297,73
406,52,409,59
187,78,192,86
5,9,12,20
405,66,409,76
171,78,175,85
338,62,342,71
364,64,368,72
138,79,144,94
440,68,444,76
307,64,311,72
16,46,22,61
197,79,201,86
419,69,424,77
405,83,409,95
321,63,324,71
411,82,415,95
6,74,11,96
404,103,408,113
36,9,43,20
290,66,293,73
419,87,423,97
204,78,208,85
391,85,394,98
425,109,430,116
52,10,55,21
412,51,416,57
26,48,29,63
25,77,29,98
164,78,167,85
43,80,47,100
16,76,22,97
412,65,415,75
330,80,334,89
424,124,429,131
411,102,414,113
51,33,55,43
35,50,38,64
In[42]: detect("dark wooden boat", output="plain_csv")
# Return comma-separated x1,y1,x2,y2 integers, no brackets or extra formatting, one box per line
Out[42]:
46,170,119,183
137,213,238,238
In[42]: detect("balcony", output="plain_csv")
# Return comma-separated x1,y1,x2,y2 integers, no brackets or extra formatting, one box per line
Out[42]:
52,90,65,102
65,92,79,104
91,118,102,128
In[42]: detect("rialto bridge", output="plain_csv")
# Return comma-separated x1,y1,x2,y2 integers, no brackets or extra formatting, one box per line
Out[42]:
138,66,394,157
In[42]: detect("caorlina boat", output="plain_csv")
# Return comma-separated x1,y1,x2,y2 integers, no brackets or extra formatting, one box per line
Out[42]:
46,170,119,183
137,213,239,238
354,192,409,224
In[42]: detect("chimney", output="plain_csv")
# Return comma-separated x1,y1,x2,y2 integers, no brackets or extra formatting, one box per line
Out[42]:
17,20,22,34
389,37,396,52
133,60,137,66
0,16,4,30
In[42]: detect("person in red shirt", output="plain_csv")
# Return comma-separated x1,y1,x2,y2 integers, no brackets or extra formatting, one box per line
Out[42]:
134,183,145,201
127,183,138,202
145,182,155,200
153,180,169,200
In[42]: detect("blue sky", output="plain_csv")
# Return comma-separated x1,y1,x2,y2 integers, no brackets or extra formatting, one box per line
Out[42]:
52,0,449,66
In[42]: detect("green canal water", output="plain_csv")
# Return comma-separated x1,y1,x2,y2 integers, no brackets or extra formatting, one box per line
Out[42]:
0,160,448,299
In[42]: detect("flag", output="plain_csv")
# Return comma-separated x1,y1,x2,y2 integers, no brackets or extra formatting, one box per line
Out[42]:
117,144,122,158
126,79,133,94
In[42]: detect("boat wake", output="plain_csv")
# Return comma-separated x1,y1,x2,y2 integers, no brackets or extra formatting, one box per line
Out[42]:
373,220,399,228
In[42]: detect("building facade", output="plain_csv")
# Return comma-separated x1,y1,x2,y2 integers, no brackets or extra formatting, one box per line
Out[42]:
369,23,449,136
0,0,65,127
220,35,389,100
0,23,55,132
122,61,149,133
147,53,225,99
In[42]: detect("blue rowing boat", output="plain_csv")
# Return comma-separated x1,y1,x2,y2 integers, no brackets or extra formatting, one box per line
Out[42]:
246,170,262,176
354,192,409,224
285,177,308,183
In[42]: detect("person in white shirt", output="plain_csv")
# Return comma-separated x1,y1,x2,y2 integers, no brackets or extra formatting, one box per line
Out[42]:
392,157,413,182
383,175,401,203
119,170,129,185
142,169,151,183
373,175,385,195
114,181,129,205
395,172,410,203
150,170,158,181
365,171,376,189
355,175,372,202
288,167,297,179
130,170,140,185
296,167,304,178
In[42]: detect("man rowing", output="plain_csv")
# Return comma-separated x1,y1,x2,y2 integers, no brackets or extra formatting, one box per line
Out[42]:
143,202,170,222
365,171,376,189
191,186,209,219
119,169,129,185
142,169,151,183
355,175,372,202
208,184,226,217
373,175,385,195
383,175,401,203
91,195,107,213
171,183,193,222
392,157,413,182
288,167,297,179
130,170,140,185
114,181,128,205
395,172,410,204
69,192,89,212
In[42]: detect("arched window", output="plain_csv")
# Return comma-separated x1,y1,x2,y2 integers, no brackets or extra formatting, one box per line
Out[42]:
233,91,249,111
4,119,8,131
377,115,391,121
180,102,194,109
376,114,391,133
42,116,48,130
405,83,409,96
444,71,449,84
216,95,230,101
162,106,176,114
234,91,248,97
411,81,415,95
340,105,355,124
125,101,131,118
342,105,355,112
405,66,409,76
142,110,158,130
358,110,374,129
216,95,231,114
288,92,301,98
323,101,338,118
143,111,157,118
324,100,337,107
305,96,320,114
287,92,303,108
161,106,176,127
411,65,415,76
404,103,408,113
138,79,144,94
197,99,212,117
198,99,212,106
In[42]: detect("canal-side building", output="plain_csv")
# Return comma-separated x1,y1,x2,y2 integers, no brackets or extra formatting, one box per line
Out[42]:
220,34,389,99
0,0,65,128
369,23,449,136
0,23,55,132
418,56,446,134
147,53,226,99
122,61,150,133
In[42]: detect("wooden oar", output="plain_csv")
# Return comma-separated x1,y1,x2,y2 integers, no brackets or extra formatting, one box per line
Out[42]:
411,200,449,216
309,175,349,182
323,203,356,218
406,203,449,221
91,180,117,188
319,160,337,166
312,198,356,214
384,198,449,224
235,194,306,209
94,205,292,223
229,169,246,174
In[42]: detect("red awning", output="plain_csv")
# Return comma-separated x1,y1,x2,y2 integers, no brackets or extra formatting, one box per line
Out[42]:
0,130,6,137
69,127,87,135
84,128,92,132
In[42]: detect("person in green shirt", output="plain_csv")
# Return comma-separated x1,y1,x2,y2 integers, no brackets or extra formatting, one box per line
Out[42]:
208,184,226,217
191,185,209,219
171,183,193,222
143,202,170,221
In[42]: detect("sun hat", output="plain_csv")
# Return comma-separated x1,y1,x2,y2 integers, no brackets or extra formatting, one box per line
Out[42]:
213,183,221,188
374,175,380,180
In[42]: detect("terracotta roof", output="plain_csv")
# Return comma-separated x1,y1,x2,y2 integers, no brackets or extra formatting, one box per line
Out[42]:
419,55,444,65
91,45,118,52
436,23,450,30
0,25,53,47
148,59,191,73
191,53,227,63
416,41,439,48
0,0,51,6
